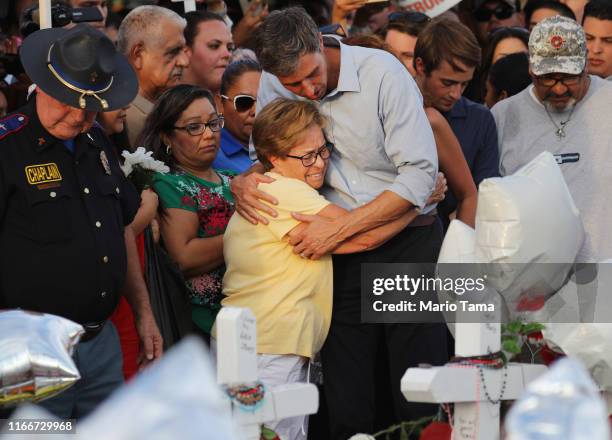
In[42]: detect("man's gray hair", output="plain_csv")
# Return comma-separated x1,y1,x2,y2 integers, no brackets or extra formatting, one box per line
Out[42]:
253,7,320,77
117,5,186,56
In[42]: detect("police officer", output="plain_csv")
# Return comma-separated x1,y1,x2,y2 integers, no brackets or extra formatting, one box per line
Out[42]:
0,24,162,418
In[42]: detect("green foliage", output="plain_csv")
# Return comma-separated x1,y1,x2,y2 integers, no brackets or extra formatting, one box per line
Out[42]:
373,416,436,439
501,319,546,363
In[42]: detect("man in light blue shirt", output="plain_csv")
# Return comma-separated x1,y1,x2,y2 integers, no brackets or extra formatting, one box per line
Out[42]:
231,8,448,438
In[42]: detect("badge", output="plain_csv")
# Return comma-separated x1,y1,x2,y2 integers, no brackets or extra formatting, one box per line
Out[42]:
100,151,111,175
25,163,62,185
550,34,565,50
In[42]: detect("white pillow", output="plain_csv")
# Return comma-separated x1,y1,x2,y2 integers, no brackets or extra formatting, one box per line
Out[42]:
475,151,583,265
437,219,476,264
474,152,584,309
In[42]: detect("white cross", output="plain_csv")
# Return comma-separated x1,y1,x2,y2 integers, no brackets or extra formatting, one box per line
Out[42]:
216,307,319,440
401,319,547,439
38,0,53,29
171,0,197,13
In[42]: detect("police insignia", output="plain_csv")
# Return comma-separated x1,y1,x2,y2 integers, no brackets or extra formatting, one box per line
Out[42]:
25,163,62,185
100,151,111,175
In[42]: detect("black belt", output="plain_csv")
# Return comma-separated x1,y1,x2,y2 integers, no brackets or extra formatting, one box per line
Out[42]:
80,321,106,343
407,214,437,227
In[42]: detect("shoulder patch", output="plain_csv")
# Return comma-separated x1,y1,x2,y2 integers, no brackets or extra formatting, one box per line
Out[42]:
0,114,29,140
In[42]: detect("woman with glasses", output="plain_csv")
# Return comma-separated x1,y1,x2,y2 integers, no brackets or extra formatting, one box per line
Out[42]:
219,98,417,440
138,84,233,342
214,59,262,173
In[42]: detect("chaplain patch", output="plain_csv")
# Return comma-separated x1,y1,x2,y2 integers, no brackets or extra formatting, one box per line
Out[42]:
25,163,62,185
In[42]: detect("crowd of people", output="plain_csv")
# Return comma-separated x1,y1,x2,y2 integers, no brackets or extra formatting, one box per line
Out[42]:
0,0,611,438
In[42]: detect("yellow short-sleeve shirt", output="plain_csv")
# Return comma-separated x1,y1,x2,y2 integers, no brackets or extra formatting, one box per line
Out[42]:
220,172,332,358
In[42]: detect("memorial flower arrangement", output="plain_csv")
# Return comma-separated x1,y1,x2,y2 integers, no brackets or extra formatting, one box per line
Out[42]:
120,147,169,191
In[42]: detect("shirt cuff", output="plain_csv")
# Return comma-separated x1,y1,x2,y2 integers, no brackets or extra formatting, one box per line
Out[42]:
387,167,435,211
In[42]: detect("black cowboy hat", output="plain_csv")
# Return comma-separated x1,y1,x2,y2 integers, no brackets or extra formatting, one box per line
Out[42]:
20,24,138,112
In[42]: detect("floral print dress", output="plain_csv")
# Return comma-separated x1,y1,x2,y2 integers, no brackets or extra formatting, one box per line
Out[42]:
153,169,235,333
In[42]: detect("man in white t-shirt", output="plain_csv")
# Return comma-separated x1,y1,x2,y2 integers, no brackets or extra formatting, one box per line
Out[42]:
492,16,612,261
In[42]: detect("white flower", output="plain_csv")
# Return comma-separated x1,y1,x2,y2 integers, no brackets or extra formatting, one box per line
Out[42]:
348,435,376,440
120,147,169,177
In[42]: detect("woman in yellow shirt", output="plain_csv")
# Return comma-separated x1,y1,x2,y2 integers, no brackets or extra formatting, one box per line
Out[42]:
220,98,418,440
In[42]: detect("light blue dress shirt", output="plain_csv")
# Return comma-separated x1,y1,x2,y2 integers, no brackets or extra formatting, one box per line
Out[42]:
253,42,438,211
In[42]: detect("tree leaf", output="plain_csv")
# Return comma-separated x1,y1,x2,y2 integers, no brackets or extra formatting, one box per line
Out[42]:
503,338,522,354
506,321,522,334
522,322,546,334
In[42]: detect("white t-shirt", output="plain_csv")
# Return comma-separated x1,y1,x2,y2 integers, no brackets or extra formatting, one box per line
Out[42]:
492,76,612,261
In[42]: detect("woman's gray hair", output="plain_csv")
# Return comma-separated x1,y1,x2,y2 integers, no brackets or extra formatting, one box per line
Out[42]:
117,5,186,56
253,7,321,77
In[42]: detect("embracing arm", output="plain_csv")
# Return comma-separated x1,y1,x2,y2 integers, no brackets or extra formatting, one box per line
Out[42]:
426,108,477,228
288,201,419,254
158,208,224,277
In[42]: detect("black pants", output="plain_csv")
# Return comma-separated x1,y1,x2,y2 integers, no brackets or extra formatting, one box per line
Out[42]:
321,222,449,440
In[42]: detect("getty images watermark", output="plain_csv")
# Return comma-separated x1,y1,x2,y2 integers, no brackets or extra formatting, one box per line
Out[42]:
371,273,489,313
360,263,611,324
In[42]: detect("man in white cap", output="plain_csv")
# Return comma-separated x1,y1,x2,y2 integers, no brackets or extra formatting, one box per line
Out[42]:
492,15,612,262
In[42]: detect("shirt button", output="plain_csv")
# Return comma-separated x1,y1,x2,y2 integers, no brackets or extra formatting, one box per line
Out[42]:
95,221,102,228
101,291,107,298
103,256,109,263
115,187,120,194
49,191,56,198
84,187,90,194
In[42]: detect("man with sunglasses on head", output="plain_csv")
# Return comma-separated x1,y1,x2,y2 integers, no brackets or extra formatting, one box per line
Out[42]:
473,0,525,45
232,7,447,439
493,16,612,261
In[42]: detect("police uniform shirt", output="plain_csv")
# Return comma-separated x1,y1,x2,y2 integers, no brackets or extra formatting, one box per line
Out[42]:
0,97,139,324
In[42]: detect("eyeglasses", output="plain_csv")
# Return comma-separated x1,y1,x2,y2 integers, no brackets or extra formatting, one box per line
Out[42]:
474,4,515,22
221,94,256,113
173,116,225,136
388,11,430,24
286,141,334,167
534,74,582,88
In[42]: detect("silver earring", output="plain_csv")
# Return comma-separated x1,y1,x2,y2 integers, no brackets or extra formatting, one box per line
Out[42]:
165,144,171,155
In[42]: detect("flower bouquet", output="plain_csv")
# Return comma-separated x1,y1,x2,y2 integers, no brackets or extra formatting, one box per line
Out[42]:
120,147,170,191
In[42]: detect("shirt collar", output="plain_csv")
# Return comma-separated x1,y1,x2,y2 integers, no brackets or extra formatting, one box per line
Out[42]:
220,129,247,156
333,43,361,94
446,96,468,119
132,93,155,115
25,95,104,153
23,97,61,152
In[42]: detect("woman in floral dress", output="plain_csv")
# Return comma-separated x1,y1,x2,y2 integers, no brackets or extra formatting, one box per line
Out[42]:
137,84,234,341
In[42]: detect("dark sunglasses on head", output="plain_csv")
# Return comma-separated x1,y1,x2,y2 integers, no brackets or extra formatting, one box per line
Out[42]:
488,25,529,37
221,94,256,113
388,11,430,24
319,23,347,38
474,3,515,22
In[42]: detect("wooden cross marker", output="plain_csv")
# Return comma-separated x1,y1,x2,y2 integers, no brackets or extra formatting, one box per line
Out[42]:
401,319,547,439
216,307,319,440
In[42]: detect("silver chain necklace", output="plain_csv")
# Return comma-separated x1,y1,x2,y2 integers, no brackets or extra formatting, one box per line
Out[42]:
544,104,576,141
